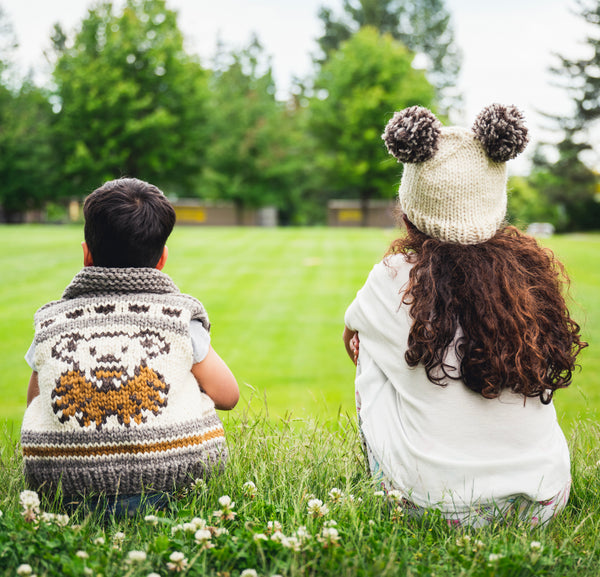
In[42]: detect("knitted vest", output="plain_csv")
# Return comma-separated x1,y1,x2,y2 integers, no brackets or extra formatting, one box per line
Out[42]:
21,267,227,497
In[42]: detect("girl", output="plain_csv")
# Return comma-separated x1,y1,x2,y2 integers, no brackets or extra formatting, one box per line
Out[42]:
343,104,587,526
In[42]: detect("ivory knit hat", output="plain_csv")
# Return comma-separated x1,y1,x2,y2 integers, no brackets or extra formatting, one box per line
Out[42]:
382,104,529,244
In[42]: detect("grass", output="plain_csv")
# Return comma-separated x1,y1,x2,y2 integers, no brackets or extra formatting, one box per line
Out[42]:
1,226,598,435
0,225,599,576
1,414,600,576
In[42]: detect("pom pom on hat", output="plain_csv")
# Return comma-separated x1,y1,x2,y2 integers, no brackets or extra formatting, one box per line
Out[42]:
382,106,442,163
472,104,529,162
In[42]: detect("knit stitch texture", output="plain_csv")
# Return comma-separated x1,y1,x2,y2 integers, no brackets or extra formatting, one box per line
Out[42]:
21,267,226,497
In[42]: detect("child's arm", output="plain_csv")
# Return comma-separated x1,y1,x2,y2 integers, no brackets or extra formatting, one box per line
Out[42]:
191,346,239,410
343,326,360,366
27,371,39,407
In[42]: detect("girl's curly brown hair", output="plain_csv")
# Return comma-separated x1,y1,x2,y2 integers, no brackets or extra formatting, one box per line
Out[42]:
387,218,587,403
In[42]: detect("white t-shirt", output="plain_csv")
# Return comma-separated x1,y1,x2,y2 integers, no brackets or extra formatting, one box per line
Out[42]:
345,253,570,511
25,319,210,371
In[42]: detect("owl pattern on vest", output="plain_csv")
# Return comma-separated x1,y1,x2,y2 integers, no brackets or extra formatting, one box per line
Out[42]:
50,327,172,430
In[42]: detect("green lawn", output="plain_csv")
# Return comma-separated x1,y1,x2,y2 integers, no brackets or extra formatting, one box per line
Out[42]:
1,225,598,438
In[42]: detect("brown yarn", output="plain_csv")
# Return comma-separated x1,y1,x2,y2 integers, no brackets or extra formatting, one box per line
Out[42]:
386,218,587,403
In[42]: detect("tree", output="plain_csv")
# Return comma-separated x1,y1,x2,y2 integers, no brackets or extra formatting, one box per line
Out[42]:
0,79,56,220
200,37,305,223
308,27,436,224
0,8,55,220
50,0,210,199
316,0,461,114
529,0,600,231
551,0,600,131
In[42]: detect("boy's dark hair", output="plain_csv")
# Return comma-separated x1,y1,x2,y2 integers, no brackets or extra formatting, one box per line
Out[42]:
83,178,176,268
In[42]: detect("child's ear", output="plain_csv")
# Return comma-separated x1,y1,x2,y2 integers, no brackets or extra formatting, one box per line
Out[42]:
156,246,168,271
82,242,94,267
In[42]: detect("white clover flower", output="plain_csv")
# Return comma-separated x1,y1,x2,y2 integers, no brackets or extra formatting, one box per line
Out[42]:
270,530,286,543
171,524,183,535
530,541,543,552
191,517,207,531
387,490,403,503
240,570,258,577
324,519,337,528
214,496,236,521
294,525,310,542
243,481,257,498
83,568,93,576
19,490,40,510
166,551,188,572
456,535,472,548
113,531,126,543
473,540,485,552
0,510,3,517
76,550,89,559
147,573,162,577
267,520,282,533
391,506,404,521
213,527,229,537
194,528,214,550
16,565,33,576
307,498,329,518
488,553,504,562
281,535,301,551
144,514,159,525
218,495,232,507
191,478,206,491
373,490,385,497
328,488,344,503
317,526,340,547
368,520,376,526
128,550,147,562
182,522,197,533
93,536,106,546
253,533,268,542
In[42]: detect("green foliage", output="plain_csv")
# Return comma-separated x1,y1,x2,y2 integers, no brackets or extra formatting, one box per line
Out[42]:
50,0,210,198
529,138,600,231
0,79,56,219
199,38,306,221
316,0,461,113
1,416,600,576
308,28,435,214
507,176,563,229
550,0,600,130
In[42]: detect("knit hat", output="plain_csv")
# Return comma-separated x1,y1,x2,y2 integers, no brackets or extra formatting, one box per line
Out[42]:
382,104,528,244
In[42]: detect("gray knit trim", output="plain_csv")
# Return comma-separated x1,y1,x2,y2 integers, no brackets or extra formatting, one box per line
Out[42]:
63,267,180,299
25,439,228,496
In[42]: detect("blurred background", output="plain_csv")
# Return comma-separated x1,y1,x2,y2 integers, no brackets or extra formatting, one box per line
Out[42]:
0,0,598,230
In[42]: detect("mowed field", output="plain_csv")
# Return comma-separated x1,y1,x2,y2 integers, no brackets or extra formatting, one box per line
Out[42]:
1,225,598,439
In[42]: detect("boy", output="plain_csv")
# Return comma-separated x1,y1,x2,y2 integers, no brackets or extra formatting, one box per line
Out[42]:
21,178,239,512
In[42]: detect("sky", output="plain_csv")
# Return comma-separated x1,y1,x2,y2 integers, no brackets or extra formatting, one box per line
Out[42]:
1,0,595,173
